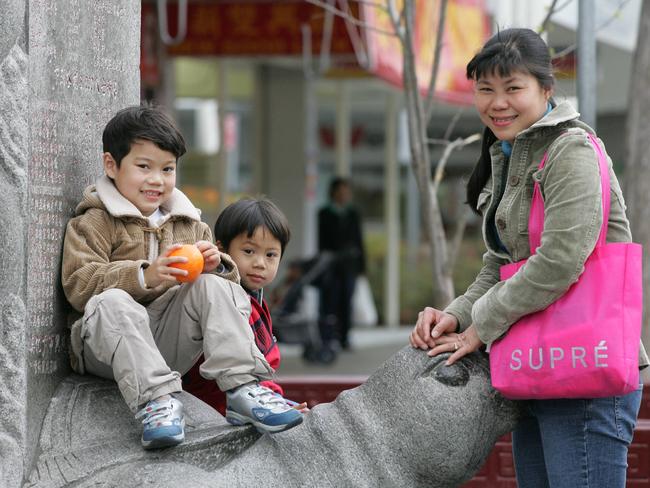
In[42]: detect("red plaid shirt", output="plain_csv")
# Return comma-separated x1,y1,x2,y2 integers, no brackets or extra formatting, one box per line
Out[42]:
182,293,282,415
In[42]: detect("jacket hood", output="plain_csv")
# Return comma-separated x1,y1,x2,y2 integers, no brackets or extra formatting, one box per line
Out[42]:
75,175,202,222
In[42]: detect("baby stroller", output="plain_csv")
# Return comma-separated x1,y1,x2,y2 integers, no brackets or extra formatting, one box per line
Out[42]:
271,252,337,364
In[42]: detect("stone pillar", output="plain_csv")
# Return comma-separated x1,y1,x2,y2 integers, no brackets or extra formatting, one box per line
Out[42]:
0,3,28,486
0,1,140,485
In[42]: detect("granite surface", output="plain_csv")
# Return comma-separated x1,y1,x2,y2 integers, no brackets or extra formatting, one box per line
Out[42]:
27,348,521,487
0,1,140,485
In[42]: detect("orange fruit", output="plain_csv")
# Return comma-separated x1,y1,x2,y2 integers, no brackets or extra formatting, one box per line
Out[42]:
168,244,204,283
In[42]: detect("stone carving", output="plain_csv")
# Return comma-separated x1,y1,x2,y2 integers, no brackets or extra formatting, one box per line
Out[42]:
0,1,140,485
27,348,521,487
0,2,28,486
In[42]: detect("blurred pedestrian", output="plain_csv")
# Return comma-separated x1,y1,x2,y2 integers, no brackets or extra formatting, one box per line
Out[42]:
318,177,366,353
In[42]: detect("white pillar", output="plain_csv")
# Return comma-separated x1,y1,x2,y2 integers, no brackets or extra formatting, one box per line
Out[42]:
255,65,310,262
335,81,351,177
384,90,400,328
216,60,228,215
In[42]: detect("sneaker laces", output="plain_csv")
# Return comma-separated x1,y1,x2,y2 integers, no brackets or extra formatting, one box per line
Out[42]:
247,385,288,409
135,399,176,425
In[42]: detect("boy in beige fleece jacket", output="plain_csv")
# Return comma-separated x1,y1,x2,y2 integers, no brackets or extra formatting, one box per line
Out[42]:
61,106,302,450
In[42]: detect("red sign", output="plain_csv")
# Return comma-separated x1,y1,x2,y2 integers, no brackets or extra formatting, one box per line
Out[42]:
363,0,490,105
144,0,489,105
160,0,358,57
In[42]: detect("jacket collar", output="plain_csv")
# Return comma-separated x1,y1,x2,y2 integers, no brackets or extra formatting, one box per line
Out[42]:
489,101,583,158
93,175,201,221
518,100,580,137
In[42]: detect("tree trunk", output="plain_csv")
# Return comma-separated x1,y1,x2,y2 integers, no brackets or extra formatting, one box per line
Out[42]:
624,0,650,354
401,1,454,306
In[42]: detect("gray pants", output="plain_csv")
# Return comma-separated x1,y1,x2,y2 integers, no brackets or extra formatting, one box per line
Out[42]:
73,274,274,412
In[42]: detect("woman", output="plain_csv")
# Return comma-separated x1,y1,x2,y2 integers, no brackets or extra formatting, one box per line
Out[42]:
409,28,648,487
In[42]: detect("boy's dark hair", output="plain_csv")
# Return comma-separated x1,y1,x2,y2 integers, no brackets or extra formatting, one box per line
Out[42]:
102,105,187,166
214,197,291,256
465,28,555,214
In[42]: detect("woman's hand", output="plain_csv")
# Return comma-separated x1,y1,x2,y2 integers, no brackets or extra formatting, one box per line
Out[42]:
428,325,484,365
409,307,459,350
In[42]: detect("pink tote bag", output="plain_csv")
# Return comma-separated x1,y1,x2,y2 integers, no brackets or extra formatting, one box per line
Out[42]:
489,134,642,400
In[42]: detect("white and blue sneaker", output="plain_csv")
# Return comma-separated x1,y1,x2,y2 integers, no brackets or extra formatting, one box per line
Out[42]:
135,395,185,449
226,383,303,434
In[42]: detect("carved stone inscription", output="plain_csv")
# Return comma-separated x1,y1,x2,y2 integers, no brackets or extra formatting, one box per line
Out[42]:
0,0,28,484
24,0,140,475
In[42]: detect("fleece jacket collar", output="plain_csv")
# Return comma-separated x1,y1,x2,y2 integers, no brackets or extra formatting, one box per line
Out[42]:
83,175,201,222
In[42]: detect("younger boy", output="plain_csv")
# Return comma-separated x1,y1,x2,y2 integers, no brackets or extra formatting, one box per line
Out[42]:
183,198,308,419
61,106,302,450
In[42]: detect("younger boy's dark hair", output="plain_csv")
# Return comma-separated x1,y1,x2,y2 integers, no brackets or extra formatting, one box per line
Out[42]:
102,105,187,166
214,197,291,256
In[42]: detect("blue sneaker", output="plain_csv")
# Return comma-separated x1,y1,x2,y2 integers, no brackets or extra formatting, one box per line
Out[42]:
135,396,185,449
226,383,303,434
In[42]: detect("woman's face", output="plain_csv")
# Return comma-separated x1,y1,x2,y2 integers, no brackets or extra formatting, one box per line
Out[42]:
474,70,552,143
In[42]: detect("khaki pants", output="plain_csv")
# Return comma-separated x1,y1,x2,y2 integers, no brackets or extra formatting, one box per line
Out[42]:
73,274,274,412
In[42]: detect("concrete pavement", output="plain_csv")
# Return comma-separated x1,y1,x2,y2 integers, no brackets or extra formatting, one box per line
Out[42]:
276,326,412,377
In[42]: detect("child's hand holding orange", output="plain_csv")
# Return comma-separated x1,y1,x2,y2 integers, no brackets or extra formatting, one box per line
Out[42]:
167,244,205,282
143,244,202,288
196,240,221,273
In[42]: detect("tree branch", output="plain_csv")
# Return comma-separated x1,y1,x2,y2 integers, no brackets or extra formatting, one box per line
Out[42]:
443,107,465,140
425,0,449,122
548,0,634,58
386,0,405,39
447,209,470,270
432,134,481,192
348,0,389,11
538,0,560,35
305,0,396,37
339,0,370,67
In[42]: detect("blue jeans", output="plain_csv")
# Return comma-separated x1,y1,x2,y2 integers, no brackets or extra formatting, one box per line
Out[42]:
512,384,643,488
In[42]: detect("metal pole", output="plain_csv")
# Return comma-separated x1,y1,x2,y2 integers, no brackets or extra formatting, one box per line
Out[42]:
578,0,597,129
384,91,400,328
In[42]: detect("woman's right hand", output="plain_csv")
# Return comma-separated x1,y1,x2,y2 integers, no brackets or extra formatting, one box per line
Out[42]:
409,307,459,350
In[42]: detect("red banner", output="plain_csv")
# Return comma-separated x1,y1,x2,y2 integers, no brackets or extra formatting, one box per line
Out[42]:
146,0,489,105
160,0,358,56
363,0,490,105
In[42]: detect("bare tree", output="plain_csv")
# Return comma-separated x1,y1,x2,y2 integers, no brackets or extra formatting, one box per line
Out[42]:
624,0,650,353
307,0,479,307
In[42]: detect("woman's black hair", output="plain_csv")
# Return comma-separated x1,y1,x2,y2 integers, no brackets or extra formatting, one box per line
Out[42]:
214,197,291,256
465,28,555,213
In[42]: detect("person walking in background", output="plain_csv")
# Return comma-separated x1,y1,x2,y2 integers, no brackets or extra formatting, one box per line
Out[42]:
409,28,647,487
318,177,366,354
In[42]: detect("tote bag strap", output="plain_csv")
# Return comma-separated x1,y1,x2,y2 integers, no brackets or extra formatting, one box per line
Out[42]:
528,133,611,254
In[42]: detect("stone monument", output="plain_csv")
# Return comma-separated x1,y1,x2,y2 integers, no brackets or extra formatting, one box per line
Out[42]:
0,1,140,485
0,1,521,487
26,349,520,488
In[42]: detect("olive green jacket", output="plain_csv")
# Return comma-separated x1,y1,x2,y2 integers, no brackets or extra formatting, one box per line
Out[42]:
445,101,649,368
